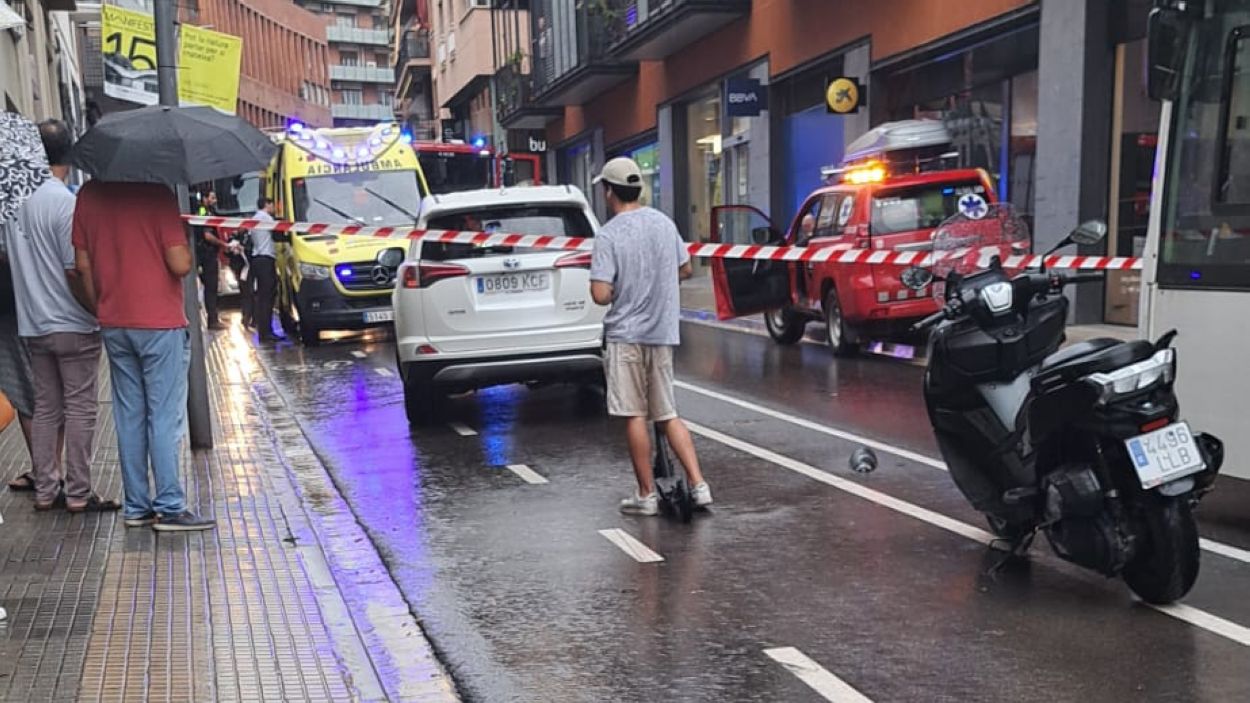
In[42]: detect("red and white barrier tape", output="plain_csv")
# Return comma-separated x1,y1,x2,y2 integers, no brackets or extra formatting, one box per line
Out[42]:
185,215,1142,271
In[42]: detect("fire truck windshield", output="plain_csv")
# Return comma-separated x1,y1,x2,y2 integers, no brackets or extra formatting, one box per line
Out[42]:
418,151,494,194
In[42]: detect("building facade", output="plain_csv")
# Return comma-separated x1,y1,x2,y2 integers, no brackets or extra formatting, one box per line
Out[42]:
392,0,434,138
504,0,1157,325
426,0,498,145
2,0,82,126
297,0,396,127
190,0,334,128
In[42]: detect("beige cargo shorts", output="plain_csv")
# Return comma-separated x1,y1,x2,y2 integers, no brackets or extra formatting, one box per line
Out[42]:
604,342,677,422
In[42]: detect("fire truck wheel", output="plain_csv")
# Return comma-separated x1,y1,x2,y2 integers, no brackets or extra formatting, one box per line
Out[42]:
823,288,859,357
764,307,806,345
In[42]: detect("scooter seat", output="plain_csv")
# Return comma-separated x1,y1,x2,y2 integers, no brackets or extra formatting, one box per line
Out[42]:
1036,338,1156,387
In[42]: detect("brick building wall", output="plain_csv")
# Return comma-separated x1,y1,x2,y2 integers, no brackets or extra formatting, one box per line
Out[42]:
190,0,333,128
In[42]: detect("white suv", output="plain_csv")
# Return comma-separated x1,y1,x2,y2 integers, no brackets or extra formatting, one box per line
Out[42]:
393,186,606,424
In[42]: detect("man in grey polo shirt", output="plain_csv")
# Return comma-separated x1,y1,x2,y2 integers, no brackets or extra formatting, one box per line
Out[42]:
589,156,712,516
3,121,117,512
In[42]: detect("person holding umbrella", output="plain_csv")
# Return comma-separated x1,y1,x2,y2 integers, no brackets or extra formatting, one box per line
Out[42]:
70,105,276,532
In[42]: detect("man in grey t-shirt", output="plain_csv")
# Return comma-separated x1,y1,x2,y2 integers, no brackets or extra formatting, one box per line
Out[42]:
3,121,117,512
589,157,711,516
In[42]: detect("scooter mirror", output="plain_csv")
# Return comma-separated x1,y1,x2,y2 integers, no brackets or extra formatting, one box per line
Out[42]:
901,266,934,291
1071,220,1107,246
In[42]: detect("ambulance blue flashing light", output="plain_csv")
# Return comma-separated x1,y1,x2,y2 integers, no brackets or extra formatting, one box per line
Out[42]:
472,136,487,149
287,120,305,134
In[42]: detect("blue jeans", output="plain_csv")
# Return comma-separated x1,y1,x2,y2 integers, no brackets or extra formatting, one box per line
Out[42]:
101,328,190,518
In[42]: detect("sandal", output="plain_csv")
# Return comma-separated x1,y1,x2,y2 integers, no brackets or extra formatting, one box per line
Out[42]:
7,472,34,492
66,494,121,513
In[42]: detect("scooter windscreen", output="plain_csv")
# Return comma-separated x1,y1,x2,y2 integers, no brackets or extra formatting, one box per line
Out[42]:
930,203,1031,302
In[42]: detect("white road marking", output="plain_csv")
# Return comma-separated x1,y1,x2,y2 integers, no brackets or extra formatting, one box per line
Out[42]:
505,464,548,485
448,422,477,437
764,647,873,703
675,381,944,470
598,528,663,563
677,380,1250,567
374,367,394,377
684,420,1250,649
351,350,368,358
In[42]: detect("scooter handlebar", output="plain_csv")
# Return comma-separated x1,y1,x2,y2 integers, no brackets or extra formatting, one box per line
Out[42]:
910,308,949,334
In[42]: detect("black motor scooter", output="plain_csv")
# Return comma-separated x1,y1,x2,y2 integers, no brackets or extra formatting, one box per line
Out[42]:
907,204,1223,604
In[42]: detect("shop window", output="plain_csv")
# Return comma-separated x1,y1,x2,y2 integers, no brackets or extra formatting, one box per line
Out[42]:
683,90,723,243
619,142,660,210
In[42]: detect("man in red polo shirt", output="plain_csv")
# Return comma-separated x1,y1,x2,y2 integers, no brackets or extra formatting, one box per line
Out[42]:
71,181,215,532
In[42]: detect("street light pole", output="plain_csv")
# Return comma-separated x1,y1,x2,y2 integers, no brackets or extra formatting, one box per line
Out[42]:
154,0,214,449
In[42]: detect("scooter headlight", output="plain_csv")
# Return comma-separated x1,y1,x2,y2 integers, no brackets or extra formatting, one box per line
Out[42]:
1084,348,1176,404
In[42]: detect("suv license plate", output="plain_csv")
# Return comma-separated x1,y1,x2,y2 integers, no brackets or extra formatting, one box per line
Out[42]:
364,310,394,323
1124,421,1205,489
476,272,550,296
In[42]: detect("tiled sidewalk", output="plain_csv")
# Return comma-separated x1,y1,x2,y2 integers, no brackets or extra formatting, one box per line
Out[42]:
0,327,455,702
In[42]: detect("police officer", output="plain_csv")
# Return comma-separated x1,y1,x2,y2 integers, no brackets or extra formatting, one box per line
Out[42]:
195,191,227,330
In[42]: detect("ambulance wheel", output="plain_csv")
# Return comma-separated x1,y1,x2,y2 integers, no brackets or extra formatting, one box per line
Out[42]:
764,308,806,345
823,288,858,357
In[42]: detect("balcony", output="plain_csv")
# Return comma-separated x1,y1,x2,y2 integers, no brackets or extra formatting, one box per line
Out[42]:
604,0,751,60
329,65,395,83
496,64,563,129
326,25,391,46
319,0,384,7
531,2,636,106
331,103,396,121
395,28,432,82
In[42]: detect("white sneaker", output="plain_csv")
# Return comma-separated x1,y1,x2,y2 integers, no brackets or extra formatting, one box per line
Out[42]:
0,606,7,622
692,482,713,507
619,492,658,516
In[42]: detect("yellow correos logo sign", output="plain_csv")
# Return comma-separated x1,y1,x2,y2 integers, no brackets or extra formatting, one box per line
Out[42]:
826,77,862,114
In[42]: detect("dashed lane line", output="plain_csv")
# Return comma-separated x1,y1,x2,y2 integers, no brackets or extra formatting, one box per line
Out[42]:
374,367,394,378
598,528,663,563
684,420,1250,649
764,647,874,703
449,422,477,437
504,464,548,485
351,350,367,358
676,380,1250,567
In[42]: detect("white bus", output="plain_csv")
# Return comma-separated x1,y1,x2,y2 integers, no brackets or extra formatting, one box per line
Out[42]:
1143,0,1250,480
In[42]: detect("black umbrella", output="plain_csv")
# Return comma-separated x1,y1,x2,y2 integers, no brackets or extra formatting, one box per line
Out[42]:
0,112,52,224
70,105,277,187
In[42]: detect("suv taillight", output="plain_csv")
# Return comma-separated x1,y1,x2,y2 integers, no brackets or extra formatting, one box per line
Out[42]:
555,252,592,269
402,262,470,288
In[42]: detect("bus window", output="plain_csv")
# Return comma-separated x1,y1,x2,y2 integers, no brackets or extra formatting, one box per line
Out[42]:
1159,15,1250,290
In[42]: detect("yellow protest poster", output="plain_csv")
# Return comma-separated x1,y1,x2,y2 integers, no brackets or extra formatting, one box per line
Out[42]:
99,3,242,114
179,25,243,114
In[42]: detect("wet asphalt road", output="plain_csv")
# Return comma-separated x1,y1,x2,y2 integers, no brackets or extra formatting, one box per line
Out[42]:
249,318,1250,702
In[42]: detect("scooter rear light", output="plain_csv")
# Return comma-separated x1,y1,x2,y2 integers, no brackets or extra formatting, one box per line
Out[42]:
404,261,470,288
555,252,593,269
1140,417,1171,433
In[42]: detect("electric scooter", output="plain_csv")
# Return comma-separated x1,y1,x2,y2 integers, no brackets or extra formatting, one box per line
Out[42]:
652,423,695,523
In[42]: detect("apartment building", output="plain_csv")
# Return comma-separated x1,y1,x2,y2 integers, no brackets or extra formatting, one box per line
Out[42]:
392,0,434,139
297,0,396,126
2,0,83,126
427,0,498,145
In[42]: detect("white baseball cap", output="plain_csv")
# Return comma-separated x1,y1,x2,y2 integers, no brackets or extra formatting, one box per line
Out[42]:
593,156,644,188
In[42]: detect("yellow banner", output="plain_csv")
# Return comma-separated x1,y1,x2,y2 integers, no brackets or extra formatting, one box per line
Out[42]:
100,4,242,114
179,25,242,113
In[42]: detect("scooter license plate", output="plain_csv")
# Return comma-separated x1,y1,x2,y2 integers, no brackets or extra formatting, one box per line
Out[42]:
1124,421,1205,489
